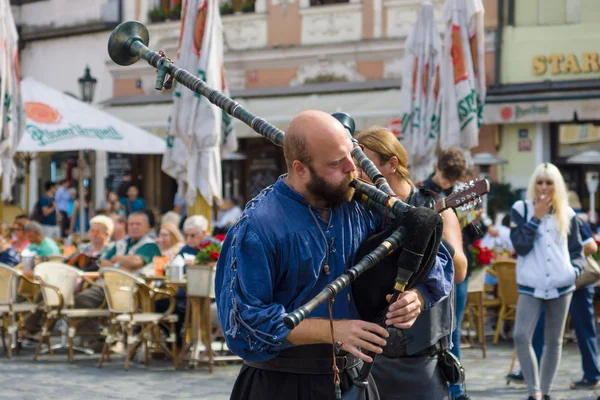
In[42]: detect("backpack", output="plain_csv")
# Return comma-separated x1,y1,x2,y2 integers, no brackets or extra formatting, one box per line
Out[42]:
30,199,43,222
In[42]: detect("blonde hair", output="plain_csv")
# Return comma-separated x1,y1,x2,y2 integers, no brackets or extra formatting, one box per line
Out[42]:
90,215,114,236
161,211,181,227
525,163,570,238
354,126,414,187
160,222,184,245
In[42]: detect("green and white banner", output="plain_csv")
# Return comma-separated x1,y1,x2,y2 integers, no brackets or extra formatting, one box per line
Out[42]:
440,0,486,156
0,1,23,200
399,2,442,182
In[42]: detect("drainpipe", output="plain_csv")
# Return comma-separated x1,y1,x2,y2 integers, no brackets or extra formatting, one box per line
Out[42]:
494,0,504,86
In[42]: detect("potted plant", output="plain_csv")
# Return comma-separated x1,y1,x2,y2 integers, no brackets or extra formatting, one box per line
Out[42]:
168,3,182,20
148,7,167,23
240,1,255,13
220,2,234,15
195,241,222,265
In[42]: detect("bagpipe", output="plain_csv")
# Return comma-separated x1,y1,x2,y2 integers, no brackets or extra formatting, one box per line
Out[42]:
107,21,490,399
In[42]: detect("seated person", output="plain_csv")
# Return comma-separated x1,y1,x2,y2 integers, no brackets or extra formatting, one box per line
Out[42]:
24,221,61,258
212,198,242,235
156,222,185,260
74,212,160,313
109,213,128,242
156,215,210,345
11,215,30,253
21,222,65,334
67,215,114,272
99,211,161,274
0,226,20,267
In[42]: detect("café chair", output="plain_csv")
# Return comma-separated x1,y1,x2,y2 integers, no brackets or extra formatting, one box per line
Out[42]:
97,268,178,370
0,263,40,358
33,262,111,362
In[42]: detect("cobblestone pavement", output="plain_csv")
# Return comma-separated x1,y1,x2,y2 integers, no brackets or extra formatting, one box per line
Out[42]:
1,340,600,400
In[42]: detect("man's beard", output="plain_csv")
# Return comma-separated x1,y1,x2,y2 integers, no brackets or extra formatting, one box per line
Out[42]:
306,166,356,206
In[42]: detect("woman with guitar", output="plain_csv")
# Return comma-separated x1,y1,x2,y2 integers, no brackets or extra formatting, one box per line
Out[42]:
352,126,468,400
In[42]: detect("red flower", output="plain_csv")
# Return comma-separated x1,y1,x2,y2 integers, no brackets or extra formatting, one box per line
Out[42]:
209,250,220,261
215,234,226,242
473,239,482,249
200,241,212,249
477,247,494,265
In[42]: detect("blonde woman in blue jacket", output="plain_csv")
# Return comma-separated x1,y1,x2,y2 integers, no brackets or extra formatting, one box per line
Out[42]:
510,162,585,400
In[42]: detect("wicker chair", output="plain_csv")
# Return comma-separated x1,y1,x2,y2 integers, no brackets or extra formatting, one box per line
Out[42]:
33,262,111,362
97,267,179,370
493,259,519,344
0,263,40,358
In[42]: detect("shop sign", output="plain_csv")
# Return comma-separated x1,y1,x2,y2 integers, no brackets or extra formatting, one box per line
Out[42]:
483,99,600,124
532,52,600,76
518,138,531,152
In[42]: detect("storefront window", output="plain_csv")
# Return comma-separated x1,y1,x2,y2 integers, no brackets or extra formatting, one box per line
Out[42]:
557,123,600,158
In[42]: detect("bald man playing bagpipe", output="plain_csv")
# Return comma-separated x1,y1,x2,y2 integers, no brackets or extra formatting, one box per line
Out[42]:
215,110,454,400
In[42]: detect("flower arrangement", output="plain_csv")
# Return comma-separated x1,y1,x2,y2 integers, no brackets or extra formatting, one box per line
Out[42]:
593,238,600,262
195,241,222,265
471,239,494,270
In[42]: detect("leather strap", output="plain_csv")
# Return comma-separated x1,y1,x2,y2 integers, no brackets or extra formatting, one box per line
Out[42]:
244,353,361,375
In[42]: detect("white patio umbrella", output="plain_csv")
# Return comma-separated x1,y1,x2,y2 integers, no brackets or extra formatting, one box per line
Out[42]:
399,1,443,182
164,0,237,217
0,1,24,202
18,77,165,237
440,0,486,161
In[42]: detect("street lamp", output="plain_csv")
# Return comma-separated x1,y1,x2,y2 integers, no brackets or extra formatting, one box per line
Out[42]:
76,66,97,239
78,65,97,103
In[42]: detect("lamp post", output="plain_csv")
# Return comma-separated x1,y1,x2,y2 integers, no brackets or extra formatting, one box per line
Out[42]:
78,65,97,104
567,150,600,224
76,66,97,238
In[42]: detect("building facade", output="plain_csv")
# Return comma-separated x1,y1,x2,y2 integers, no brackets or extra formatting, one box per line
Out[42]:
486,0,600,209
12,0,499,214
105,0,499,206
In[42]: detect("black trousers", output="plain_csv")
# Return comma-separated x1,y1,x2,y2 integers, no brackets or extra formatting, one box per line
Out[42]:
371,353,449,400
231,362,379,400
59,210,69,237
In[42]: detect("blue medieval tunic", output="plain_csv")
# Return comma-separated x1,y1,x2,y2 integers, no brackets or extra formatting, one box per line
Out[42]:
215,176,453,364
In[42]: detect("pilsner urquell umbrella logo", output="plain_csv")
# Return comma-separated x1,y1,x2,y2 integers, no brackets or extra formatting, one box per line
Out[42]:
25,101,62,124
23,101,123,146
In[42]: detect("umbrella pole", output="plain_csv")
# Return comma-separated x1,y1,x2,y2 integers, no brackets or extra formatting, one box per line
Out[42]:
78,151,86,239
188,190,212,235
25,156,31,215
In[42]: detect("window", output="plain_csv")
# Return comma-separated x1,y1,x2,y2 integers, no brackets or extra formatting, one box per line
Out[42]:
310,0,349,6
511,0,582,26
580,0,600,23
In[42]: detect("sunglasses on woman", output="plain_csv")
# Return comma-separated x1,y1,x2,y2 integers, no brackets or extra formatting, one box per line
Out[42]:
536,180,553,186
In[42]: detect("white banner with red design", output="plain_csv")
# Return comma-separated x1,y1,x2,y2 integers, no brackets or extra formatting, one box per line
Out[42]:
440,0,486,156
163,0,238,206
0,1,23,200
399,2,442,182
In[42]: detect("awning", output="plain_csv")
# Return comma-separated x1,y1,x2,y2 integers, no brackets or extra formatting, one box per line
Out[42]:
18,77,165,154
104,89,402,139
484,90,600,124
